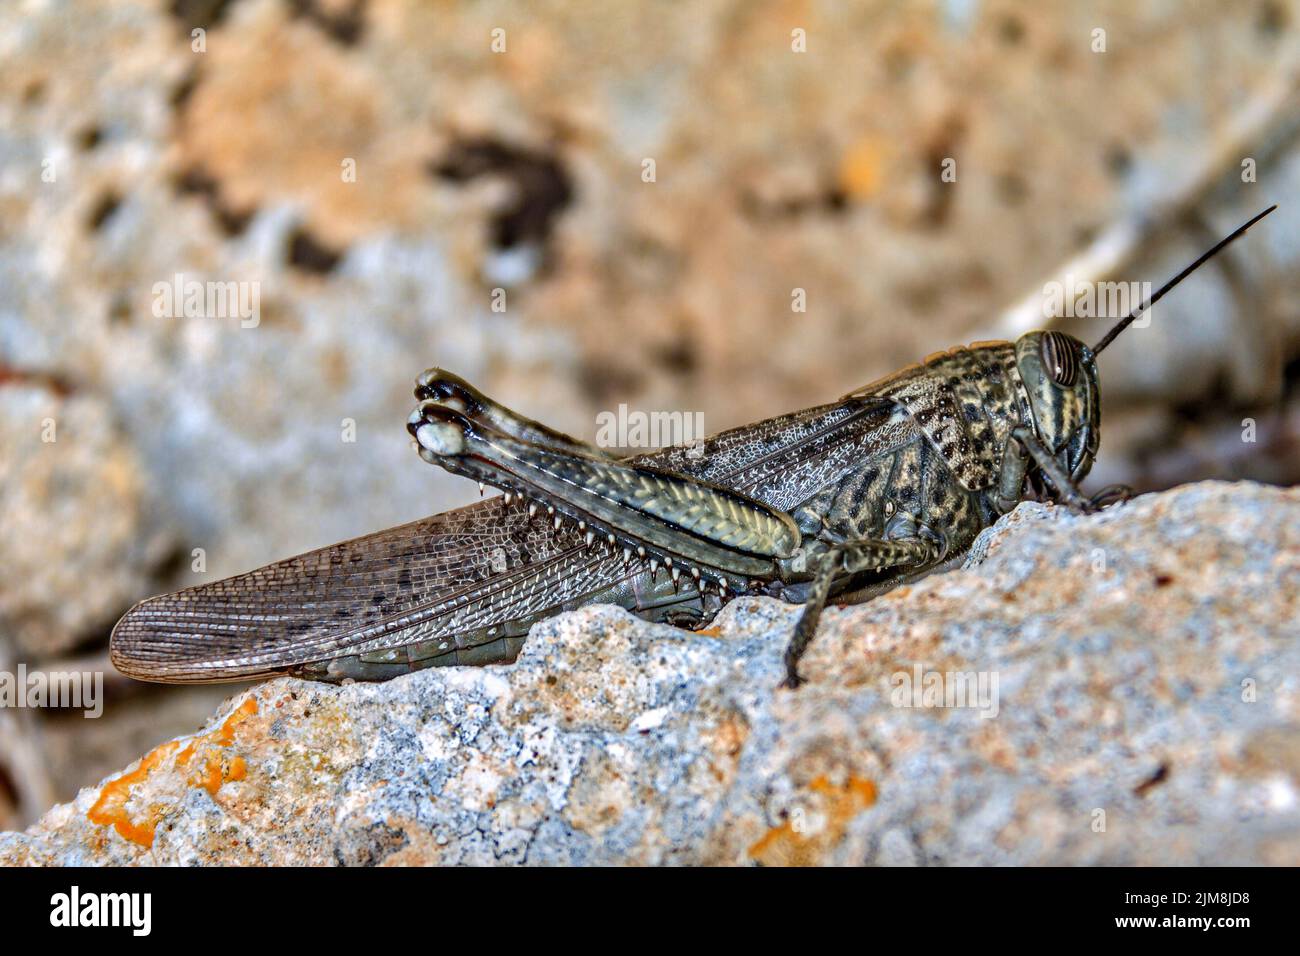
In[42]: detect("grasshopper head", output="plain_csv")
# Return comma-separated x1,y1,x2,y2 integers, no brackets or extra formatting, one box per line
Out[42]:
1015,330,1100,484
1006,207,1276,498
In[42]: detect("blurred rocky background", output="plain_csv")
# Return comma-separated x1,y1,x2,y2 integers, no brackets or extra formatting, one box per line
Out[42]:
0,0,1297,830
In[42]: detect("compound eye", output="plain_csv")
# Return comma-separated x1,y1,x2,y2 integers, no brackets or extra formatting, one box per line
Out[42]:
1040,331,1079,386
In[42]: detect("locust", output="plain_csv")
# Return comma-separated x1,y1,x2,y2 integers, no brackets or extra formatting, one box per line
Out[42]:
111,206,1276,688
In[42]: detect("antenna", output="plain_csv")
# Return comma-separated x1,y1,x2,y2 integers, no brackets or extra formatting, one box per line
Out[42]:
1091,204,1277,356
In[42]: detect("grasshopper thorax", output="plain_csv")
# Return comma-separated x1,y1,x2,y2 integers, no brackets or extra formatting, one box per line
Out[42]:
1014,330,1101,484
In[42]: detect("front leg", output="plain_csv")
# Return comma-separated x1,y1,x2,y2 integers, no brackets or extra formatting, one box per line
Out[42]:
781,535,936,689
1008,425,1093,510
998,426,1130,514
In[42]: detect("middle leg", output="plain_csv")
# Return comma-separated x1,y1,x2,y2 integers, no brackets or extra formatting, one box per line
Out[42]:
781,534,936,689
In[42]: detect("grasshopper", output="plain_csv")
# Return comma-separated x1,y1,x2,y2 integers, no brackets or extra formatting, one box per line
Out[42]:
111,206,1275,688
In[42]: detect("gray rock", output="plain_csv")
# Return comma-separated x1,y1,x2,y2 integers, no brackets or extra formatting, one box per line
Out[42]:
0,385,160,656
1,481,1296,865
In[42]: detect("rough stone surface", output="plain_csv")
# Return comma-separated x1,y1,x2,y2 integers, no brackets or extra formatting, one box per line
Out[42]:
2,481,1296,866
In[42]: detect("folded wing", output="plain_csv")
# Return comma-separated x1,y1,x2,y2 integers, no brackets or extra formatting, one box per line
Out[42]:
111,396,902,681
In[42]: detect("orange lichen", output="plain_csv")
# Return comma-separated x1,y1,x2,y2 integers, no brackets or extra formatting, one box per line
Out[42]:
746,820,794,860
748,774,878,866
85,698,259,847
215,698,259,744
811,774,877,806
194,753,224,795
183,698,258,793
87,741,180,848
694,626,724,638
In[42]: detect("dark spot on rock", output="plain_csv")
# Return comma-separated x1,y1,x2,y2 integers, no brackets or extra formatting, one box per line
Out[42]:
654,337,697,375
1154,573,1174,588
171,67,200,110
576,360,643,404
998,15,1024,45
22,78,46,105
108,290,132,326
174,165,255,235
87,191,122,231
1258,0,1287,34
432,136,574,253
287,0,366,46
1134,761,1170,796
739,183,849,220
169,0,239,35
145,544,192,584
76,125,103,151
825,186,849,212
920,117,964,228
286,225,343,274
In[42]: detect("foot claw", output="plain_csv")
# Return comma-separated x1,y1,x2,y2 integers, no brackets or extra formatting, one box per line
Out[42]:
1087,484,1132,511
413,369,482,415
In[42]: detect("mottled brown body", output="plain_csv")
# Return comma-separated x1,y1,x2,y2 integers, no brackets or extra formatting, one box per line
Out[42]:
108,208,1275,686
